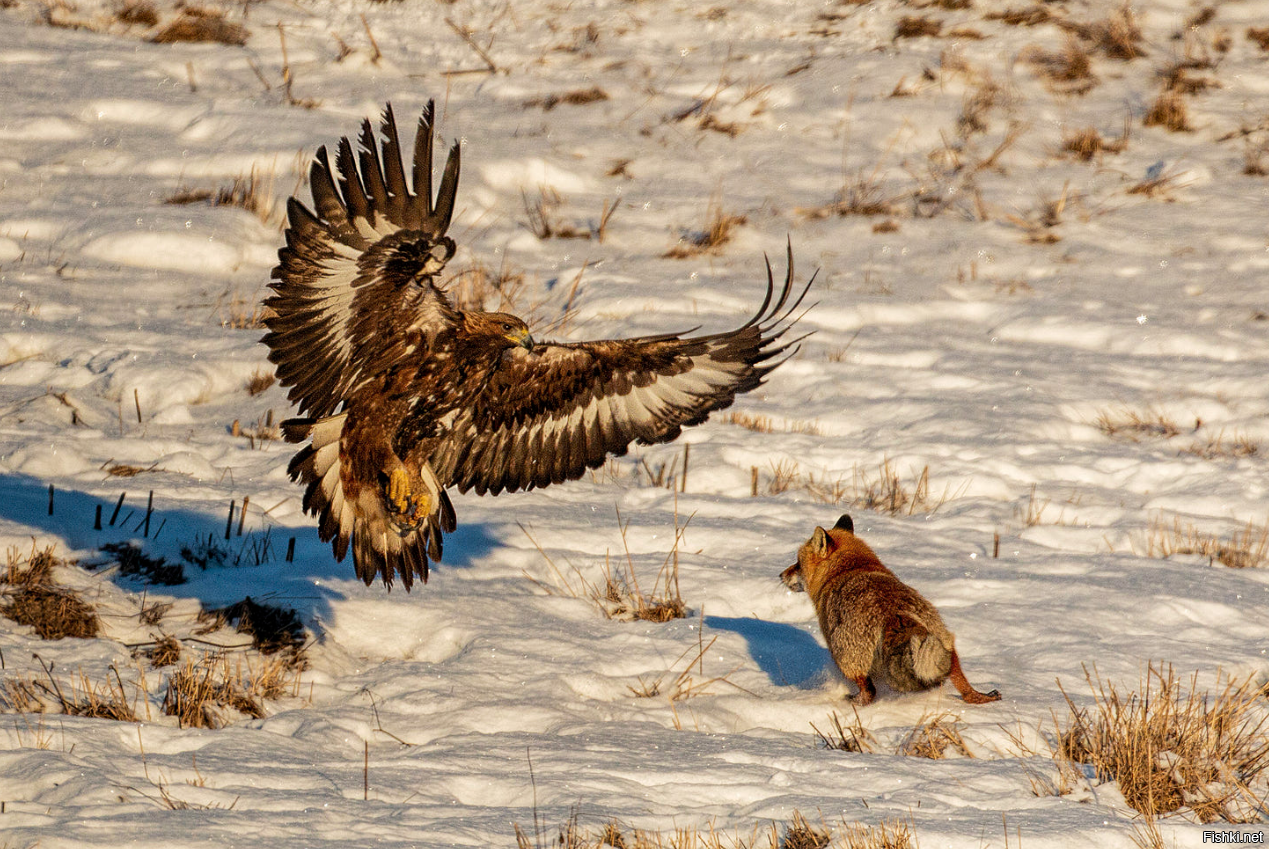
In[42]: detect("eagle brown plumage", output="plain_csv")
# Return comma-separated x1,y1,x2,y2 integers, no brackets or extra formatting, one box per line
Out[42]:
263,102,813,589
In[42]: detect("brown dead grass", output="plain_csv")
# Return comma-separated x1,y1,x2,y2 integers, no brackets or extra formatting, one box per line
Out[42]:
163,655,264,729
898,712,973,759
117,1,159,27
1181,431,1259,460
146,636,183,668
2,546,100,639
812,709,876,753
984,6,1053,27
150,7,247,45
1061,120,1130,161
1082,2,1147,61
754,458,953,517
0,666,139,721
523,504,690,623
1022,36,1096,95
3,586,100,639
723,411,823,436
514,811,915,849
1143,90,1192,133
1057,663,1269,821
895,16,942,39
1137,515,1269,569
1095,406,1192,441
167,165,284,228
524,86,610,111
664,200,747,258
245,369,276,396
1249,27,1269,51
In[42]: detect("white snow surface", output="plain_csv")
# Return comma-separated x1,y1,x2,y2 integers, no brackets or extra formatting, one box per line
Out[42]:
1,0,1268,845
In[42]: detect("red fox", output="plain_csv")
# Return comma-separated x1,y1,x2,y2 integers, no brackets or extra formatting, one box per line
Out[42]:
780,514,1001,706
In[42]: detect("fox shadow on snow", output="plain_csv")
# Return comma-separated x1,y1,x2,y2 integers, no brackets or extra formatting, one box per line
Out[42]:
705,614,831,690
0,472,499,632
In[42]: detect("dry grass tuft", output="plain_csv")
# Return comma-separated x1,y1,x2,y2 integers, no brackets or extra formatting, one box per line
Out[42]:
957,76,1002,137
167,165,285,228
147,636,183,668
524,86,609,111
1022,36,1096,95
782,811,831,849
149,7,247,45
894,16,942,40
1182,431,1259,460
515,811,914,849
218,287,270,330
448,259,528,313
1143,90,1192,133
1249,27,1269,51
1095,406,1190,441
1083,2,1147,61
836,820,916,849
1137,515,1269,569
753,458,953,517
812,709,876,753
723,411,823,436
1057,663,1269,821
898,712,973,759
523,503,691,623
1061,121,1130,161
984,6,1053,27
5,544,59,587
522,186,592,241
2,547,101,640
802,169,899,219
245,369,276,396
163,655,264,729
1244,138,1269,177
1,666,139,721
664,200,747,258
2,586,100,640
117,1,159,27
847,460,948,516
1125,165,1190,200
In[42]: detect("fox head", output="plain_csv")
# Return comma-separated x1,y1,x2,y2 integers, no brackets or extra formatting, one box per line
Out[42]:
780,514,854,592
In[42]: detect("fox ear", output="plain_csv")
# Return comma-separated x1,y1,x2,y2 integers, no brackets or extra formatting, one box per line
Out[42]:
811,526,833,554
833,514,854,534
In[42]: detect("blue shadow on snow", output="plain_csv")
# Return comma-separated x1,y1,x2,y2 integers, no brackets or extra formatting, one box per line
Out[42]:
0,472,500,632
705,614,830,689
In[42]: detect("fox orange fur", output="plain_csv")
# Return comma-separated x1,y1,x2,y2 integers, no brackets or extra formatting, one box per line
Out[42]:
781,514,1000,706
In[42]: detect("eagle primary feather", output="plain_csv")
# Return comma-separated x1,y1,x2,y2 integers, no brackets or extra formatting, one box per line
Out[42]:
264,102,813,590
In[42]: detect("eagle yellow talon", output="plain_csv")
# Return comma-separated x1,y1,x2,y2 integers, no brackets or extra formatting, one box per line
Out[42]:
386,467,431,523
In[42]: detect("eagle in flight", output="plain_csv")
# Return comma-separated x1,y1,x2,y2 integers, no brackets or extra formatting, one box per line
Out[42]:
264,102,812,589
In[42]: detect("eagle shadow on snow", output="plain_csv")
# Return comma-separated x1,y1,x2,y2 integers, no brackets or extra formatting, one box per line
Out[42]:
0,473,499,631
704,614,830,690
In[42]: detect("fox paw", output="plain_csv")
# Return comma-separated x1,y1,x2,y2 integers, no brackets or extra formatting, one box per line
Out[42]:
386,467,431,523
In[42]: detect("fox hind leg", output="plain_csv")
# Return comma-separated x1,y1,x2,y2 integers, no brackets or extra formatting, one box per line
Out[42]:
847,675,877,706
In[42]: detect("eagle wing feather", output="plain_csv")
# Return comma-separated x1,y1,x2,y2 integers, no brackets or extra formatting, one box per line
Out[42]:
263,102,461,419
432,246,811,496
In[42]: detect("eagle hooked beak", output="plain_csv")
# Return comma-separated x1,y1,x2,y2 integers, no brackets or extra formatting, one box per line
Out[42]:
508,327,535,352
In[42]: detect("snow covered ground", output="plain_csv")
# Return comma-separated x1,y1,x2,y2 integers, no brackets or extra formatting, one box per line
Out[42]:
1,0,1268,845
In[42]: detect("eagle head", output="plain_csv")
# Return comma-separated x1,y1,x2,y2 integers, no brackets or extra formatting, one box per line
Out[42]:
467,311,534,352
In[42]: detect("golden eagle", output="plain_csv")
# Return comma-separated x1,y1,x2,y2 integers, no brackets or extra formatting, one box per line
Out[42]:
264,102,812,589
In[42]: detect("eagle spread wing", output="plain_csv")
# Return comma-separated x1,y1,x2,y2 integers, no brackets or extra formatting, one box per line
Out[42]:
264,102,813,590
